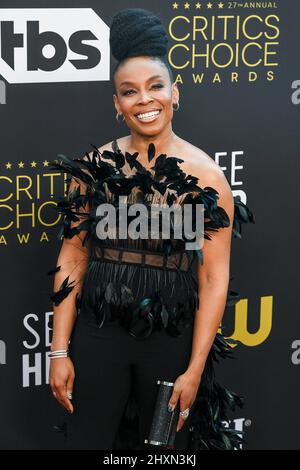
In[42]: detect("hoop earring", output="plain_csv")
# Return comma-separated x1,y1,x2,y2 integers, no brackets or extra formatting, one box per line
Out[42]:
116,112,125,123
173,102,179,111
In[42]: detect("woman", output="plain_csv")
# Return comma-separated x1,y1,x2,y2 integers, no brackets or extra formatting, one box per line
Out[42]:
48,8,254,450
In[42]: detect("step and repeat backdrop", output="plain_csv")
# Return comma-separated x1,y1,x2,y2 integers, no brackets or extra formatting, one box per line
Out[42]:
0,0,299,450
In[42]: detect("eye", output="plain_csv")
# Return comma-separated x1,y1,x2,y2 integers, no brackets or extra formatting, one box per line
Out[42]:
122,83,164,96
122,89,135,96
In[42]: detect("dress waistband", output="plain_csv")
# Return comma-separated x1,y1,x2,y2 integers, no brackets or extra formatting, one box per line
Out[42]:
92,245,190,272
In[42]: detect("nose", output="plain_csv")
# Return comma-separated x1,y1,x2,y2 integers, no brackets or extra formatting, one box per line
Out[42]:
137,89,154,104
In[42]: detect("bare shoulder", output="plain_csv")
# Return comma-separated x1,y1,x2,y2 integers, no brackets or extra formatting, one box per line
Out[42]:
178,139,233,216
178,139,229,190
177,140,219,180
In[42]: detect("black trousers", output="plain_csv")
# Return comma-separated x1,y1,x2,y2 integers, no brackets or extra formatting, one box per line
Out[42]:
64,312,195,450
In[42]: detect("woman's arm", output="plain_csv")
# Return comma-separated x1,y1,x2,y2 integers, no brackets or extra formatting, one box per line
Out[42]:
186,167,234,376
49,157,92,413
168,165,234,432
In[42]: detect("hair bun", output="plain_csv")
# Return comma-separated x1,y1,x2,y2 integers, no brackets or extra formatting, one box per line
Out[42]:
110,8,169,62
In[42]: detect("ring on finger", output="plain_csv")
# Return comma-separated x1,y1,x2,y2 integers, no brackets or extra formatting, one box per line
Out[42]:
179,408,190,420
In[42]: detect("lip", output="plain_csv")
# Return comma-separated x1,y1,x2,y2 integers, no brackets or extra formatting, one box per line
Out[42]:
134,109,162,123
134,108,162,116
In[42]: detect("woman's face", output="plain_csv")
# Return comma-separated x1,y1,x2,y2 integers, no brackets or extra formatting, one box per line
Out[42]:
113,56,179,136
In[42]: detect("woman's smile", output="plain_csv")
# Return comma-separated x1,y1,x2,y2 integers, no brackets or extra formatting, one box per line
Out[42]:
134,109,162,123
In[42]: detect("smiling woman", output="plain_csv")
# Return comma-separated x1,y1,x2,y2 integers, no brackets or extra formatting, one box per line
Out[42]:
113,56,178,135
48,7,255,451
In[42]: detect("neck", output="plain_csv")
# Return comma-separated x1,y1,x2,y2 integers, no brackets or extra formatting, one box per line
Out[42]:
129,126,178,158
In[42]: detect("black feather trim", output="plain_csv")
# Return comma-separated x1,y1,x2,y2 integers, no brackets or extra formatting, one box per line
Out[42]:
50,275,76,306
233,195,255,239
47,265,61,276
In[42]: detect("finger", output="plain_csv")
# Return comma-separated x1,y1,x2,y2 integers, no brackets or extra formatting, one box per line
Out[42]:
177,414,185,432
66,373,74,396
53,389,65,408
168,387,180,413
57,385,73,413
51,385,60,400
177,399,190,432
52,386,66,407
66,377,74,413
66,392,74,413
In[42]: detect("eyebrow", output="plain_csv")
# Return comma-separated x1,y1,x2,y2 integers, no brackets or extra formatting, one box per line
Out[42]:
119,75,164,87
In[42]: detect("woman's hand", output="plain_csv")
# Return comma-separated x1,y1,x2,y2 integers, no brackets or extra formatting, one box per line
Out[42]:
49,357,75,414
168,370,202,432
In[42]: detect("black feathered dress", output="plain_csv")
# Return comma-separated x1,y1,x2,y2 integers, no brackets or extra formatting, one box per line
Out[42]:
48,139,255,450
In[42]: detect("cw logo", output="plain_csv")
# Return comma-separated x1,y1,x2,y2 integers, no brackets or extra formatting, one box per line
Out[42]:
222,296,273,347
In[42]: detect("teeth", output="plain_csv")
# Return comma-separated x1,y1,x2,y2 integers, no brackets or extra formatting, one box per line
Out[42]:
136,110,160,119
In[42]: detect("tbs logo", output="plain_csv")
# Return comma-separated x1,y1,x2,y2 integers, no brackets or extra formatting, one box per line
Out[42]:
0,8,110,83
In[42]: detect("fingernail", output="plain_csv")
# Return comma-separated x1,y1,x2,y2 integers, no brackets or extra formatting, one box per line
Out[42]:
168,403,174,412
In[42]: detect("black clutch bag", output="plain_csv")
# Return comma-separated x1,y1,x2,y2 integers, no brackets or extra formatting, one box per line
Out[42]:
144,380,180,449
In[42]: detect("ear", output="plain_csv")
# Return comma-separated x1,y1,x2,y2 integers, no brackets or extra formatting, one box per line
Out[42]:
172,83,179,105
113,93,121,114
